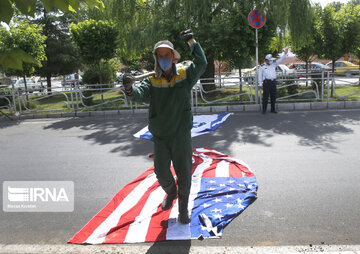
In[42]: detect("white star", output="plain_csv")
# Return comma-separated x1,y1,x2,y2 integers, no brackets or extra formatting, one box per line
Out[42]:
202,203,211,208
220,184,226,187
237,203,245,209
237,198,246,209
229,187,236,191
228,180,235,184
209,180,216,184
211,208,222,213
225,194,233,198
209,187,215,191
224,203,233,208
213,214,223,220
214,198,222,203
238,184,245,187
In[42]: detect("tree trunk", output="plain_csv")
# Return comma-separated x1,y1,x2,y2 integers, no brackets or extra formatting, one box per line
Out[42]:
239,65,243,102
305,61,309,87
23,75,29,109
218,61,222,87
44,9,51,95
200,57,215,92
97,62,104,103
47,74,52,95
331,59,335,98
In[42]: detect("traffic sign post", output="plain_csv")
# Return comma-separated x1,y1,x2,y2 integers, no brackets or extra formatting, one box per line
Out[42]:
248,9,266,104
248,9,266,29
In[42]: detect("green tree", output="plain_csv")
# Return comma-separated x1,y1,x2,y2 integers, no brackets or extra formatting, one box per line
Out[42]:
289,5,321,86
0,0,104,71
316,5,345,97
131,1,275,91
22,1,82,94
82,0,314,93
142,0,313,91
0,0,104,24
74,0,152,70
70,19,118,85
0,20,46,105
339,3,360,84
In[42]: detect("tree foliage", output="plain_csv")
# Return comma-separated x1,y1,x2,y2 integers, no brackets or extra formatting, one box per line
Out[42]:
19,1,83,92
317,5,345,68
0,0,104,71
0,20,46,76
339,3,360,57
70,19,118,83
0,0,104,24
0,20,46,104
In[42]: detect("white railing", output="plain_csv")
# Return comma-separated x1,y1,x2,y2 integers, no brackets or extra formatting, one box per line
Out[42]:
1,71,359,118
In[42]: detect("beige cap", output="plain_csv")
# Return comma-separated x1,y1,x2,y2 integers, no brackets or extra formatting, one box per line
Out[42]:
153,40,181,60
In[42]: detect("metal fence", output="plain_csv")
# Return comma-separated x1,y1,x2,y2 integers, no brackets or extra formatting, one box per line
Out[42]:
0,70,359,117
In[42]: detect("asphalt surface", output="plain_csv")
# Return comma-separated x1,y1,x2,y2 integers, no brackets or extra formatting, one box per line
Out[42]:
0,109,360,250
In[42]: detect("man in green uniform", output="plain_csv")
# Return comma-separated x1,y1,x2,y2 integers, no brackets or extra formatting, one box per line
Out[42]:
123,29,207,224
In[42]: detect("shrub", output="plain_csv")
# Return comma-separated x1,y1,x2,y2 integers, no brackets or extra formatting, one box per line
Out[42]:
82,58,120,88
0,90,12,107
81,89,93,106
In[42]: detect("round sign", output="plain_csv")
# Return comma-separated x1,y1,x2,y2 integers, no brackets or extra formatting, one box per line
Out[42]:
248,9,266,29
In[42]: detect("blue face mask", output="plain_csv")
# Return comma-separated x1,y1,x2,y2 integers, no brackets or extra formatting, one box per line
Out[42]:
158,57,172,71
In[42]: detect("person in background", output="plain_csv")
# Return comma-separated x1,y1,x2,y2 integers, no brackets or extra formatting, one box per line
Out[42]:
259,47,289,114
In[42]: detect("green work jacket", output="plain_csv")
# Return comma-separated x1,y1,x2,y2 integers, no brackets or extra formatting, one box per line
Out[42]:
129,43,207,138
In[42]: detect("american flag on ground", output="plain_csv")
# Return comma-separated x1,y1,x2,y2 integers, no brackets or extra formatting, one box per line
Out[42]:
133,113,233,140
68,147,258,244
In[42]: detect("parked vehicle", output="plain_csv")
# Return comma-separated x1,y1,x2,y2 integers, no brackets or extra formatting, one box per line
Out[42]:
8,76,44,93
62,74,83,87
326,61,359,75
293,62,330,76
276,64,295,76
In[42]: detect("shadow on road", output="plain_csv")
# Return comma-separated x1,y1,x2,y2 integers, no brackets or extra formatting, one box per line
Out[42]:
0,119,20,129
42,114,153,157
145,240,191,254
41,109,360,156
193,109,360,153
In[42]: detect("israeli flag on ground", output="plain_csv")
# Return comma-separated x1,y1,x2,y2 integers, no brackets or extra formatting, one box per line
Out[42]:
133,113,233,140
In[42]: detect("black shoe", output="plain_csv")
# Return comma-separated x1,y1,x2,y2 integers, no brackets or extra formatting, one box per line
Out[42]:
270,110,278,113
178,211,191,224
161,182,177,211
178,192,191,224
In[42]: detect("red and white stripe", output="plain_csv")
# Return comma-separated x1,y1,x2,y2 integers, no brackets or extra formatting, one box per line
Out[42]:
68,147,254,244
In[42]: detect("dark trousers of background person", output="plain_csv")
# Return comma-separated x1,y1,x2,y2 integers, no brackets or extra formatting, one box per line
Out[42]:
262,79,277,113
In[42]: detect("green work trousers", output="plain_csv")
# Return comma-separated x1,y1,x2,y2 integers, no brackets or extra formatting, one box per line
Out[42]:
153,130,193,193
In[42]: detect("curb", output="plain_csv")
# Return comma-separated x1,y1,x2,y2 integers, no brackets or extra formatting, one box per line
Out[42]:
1,101,360,121
0,244,360,254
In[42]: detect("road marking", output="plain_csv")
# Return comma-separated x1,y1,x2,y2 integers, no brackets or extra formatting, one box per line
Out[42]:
0,244,360,254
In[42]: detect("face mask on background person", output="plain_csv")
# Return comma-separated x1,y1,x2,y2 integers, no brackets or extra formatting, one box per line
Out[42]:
158,57,172,71
269,60,274,64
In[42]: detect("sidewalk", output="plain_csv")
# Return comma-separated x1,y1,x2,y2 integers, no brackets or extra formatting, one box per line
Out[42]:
1,101,360,121
0,244,360,254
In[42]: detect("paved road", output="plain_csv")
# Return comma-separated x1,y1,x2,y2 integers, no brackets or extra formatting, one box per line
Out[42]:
1,109,360,251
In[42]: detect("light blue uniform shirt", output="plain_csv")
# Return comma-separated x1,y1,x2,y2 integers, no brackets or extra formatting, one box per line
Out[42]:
258,53,288,86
